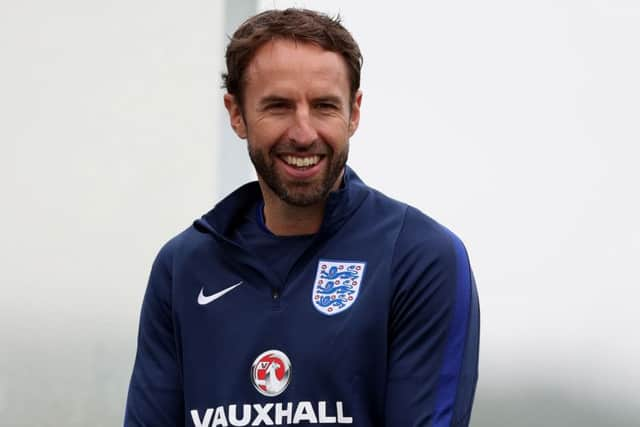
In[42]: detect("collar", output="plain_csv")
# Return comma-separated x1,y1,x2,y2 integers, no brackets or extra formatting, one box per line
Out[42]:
195,166,369,242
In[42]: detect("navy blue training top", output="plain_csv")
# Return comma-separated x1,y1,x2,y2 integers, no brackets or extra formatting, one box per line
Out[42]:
125,167,480,427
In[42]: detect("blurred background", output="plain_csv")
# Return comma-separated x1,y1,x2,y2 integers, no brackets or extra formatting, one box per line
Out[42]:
1,0,639,425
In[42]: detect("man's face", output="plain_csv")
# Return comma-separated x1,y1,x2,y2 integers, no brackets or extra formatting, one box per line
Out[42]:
224,39,362,207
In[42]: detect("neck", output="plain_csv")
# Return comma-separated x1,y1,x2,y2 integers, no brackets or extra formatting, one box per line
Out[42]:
261,194,326,236
258,171,344,236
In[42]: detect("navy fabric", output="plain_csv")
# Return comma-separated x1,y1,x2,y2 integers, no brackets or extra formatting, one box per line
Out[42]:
431,229,477,427
232,201,314,284
124,167,480,426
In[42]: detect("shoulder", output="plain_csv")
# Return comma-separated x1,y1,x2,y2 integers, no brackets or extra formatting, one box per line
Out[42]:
361,185,467,258
353,180,469,266
385,202,473,310
143,224,212,308
393,204,468,268
151,223,209,275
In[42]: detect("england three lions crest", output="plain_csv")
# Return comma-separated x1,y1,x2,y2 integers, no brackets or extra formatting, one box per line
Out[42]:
312,259,366,316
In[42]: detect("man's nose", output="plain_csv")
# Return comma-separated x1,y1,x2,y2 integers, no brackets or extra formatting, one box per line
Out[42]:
286,108,318,146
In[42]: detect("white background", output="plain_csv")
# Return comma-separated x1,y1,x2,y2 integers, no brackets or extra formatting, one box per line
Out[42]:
2,1,639,425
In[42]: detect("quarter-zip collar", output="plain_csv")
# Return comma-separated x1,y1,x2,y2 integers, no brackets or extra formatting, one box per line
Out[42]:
194,166,369,242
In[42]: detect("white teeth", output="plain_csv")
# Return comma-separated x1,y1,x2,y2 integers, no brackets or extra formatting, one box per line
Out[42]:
284,155,320,168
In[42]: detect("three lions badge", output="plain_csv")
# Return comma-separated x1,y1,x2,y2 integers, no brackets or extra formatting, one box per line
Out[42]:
312,259,366,316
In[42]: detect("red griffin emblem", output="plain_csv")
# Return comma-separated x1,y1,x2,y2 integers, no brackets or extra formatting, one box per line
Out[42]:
250,350,292,397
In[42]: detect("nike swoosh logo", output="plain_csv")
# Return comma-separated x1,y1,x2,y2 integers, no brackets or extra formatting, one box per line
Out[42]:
198,281,243,305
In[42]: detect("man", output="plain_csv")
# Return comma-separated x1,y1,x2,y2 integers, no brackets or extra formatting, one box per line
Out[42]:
125,8,479,427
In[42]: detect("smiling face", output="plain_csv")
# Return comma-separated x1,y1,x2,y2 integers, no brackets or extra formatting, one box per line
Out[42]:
224,39,362,207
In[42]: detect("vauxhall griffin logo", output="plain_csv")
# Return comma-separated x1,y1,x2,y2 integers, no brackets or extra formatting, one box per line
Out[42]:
251,350,291,397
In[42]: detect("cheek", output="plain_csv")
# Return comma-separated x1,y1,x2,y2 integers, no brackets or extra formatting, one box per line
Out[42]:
317,121,350,147
247,121,286,149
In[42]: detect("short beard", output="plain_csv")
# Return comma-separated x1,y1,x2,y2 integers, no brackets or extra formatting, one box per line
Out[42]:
248,143,348,207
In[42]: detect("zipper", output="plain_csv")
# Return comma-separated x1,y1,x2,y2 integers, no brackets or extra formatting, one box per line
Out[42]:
271,287,281,310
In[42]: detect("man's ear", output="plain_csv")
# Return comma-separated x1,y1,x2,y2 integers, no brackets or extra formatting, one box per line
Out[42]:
224,94,247,139
348,90,363,137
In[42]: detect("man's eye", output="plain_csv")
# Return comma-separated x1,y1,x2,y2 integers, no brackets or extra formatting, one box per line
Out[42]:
317,103,337,110
267,103,288,110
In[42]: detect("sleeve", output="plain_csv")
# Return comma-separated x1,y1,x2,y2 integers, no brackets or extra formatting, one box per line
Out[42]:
124,241,185,426
385,209,480,427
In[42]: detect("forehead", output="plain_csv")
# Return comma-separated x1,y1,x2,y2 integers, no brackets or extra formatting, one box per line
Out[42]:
244,39,350,99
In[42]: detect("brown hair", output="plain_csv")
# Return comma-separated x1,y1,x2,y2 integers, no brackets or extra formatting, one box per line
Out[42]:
223,8,363,108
